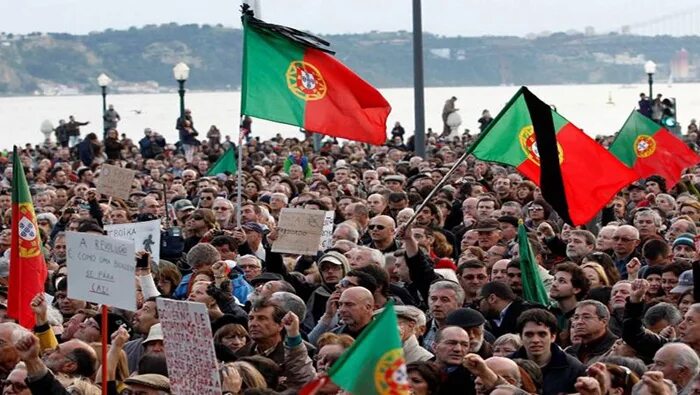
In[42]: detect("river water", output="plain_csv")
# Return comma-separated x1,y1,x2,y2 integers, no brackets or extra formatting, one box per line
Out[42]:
1,83,697,149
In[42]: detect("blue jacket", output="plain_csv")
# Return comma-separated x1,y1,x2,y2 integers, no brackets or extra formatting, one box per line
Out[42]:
174,272,253,304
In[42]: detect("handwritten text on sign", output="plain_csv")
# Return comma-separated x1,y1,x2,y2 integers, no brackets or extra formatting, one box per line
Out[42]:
272,208,327,255
105,220,161,264
156,298,221,395
66,232,136,311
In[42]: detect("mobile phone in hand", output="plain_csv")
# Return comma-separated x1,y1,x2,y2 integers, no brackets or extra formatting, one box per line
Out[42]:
136,253,150,268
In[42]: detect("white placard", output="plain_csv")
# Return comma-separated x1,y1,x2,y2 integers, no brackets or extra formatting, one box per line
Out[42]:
156,298,221,395
105,220,161,264
272,208,327,255
66,232,136,311
320,211,335,251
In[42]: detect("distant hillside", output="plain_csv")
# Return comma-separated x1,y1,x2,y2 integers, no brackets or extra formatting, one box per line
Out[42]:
0,23,697,95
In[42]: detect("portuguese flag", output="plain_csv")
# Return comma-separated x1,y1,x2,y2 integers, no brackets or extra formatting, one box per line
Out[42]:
241,13,391,145
518,221,549,306
207,146,237,176
468,87,638,225
300,302,409,395
609,110,699,187
8,146,48,328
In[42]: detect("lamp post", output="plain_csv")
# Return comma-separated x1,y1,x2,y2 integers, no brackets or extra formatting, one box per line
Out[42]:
412,0,426,158
97,73,111,133
644,60,656,99
173,62,190,124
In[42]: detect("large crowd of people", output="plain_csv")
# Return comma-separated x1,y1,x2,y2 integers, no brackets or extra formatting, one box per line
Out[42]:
1,107,700,395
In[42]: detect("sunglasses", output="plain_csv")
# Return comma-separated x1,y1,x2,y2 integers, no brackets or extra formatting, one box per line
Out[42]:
338,278,358,288
190,215,204,221
368,224,386,230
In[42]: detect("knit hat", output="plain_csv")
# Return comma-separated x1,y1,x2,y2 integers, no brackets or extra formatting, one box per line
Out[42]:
673,233,695,249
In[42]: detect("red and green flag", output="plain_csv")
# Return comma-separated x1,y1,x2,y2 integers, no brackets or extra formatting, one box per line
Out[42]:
609,110,699,187
207,146,237,176
467,87,638,225
8,146,48,328
518,221,550,306
241,11,391,145
300,302,409,395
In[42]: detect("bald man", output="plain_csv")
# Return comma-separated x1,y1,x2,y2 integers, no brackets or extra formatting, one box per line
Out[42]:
465,353,521,395
368,215,399,253
367,193,388,217
334,287,375,339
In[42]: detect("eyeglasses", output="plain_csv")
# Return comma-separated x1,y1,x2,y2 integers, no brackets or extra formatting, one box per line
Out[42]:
368,224,386,230
190,215,204,221
338,278,358,288
1,380,29,392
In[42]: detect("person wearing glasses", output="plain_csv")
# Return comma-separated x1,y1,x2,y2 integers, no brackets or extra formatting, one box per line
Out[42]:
611,225,642,279
367,215,400,253
1,364,29,395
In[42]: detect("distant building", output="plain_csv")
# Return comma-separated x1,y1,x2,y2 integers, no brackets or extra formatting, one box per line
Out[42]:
584,26,596,36
670,48,690,79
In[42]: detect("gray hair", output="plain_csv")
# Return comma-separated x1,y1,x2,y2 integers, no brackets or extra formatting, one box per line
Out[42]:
634,209,663,227
576,300,610,321
46,304,64,327
429,280,465,306
237,254,262,268
355,246,385,267
493,333,522,350
334,222,360,243
643,302,683,328
270,291,307,319
270,193,289,204
660,343,700,377
186,243,221,268
212,198,234,209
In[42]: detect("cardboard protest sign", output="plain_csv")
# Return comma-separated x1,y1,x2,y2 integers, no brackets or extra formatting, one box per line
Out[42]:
272,208,326,255
96,164,136,200
66,232,136,311
320,210,335,251
156,298,221,395
105,220,161,264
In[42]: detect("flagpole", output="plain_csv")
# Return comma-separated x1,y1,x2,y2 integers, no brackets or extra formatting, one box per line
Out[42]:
401,88,526,230
236,125,244,228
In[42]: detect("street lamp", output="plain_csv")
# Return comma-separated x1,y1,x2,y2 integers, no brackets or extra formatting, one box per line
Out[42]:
97,73,111,133
173,62,190,123
644,60,656,99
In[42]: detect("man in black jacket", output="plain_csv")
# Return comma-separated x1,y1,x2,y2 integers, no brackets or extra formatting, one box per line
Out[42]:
511,309,585,395
432,326,476,395
478,281,536,338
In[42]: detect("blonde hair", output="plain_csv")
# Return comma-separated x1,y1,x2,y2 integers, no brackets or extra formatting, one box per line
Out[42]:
581,262,610,286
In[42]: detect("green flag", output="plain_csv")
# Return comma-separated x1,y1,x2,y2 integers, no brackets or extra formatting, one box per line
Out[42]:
319,302,409,395
518,222,549,306
207,147,237,176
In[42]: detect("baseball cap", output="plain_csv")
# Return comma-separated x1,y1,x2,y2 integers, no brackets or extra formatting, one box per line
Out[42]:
318,251,348,268
671,270,694,294
474,219,500,232
385,174,406,183
628,182,645,191
173,199,195,212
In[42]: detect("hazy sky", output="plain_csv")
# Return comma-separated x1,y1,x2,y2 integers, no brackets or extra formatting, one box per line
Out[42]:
3,0,700,36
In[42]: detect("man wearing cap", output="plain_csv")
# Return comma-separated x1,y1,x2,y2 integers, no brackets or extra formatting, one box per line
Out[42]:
626,182,650,212
474,219,502,250
393,305,433,363
302,251,350,333
672,234,698,264
384,174,405,193
445,308,493,358
670,269,694,296
124,374,170,394
173,198,195,225
239,222,267,262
